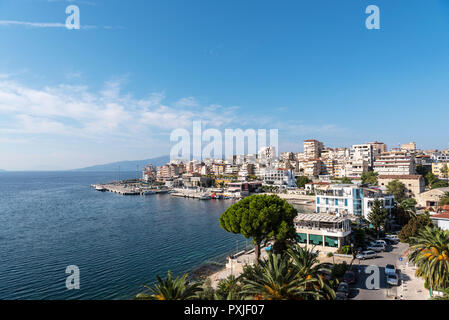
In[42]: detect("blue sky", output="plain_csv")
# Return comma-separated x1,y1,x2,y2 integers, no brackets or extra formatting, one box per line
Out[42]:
0,0,449,170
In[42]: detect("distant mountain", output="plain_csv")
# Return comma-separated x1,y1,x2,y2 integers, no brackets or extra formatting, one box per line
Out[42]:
0,169,5,172
73,155,170,172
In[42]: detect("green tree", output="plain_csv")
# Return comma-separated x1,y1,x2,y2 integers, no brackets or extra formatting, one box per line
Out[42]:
409,226,449,292
340,177,352,184
440,192,449,206
240,252,320,300
441,164,449,179
425,172,439,188
416,165,430,177
367,199,388,239
219,194,297,262
361,171,379,186
386,179,407,203
432,180,449,189
399,198,417,218
214,275,242,300
286,245,335,300
352,227,366,249
296,176,310,189
398,214,432,244
136,271,202,300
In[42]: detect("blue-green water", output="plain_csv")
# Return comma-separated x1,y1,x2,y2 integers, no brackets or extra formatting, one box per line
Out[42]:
0,171,245,300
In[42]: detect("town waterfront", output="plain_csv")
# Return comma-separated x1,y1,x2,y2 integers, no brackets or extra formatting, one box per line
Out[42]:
0,171,249,300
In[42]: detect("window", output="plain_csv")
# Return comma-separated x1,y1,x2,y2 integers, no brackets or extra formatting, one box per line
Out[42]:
325,236,338,248
335,199,338,205
317,197,320,204
296,233,307,244
345,199,348,206
309,234,323,246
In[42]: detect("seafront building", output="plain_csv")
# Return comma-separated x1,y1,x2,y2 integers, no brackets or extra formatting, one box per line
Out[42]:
315,184,394,219
294,214,352,253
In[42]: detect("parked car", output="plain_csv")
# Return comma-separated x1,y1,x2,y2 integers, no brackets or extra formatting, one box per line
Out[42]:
374,240,388,246
336,282,350,298
367,243,385,252
356,250,377,260
382,238,396,245
385,264,397,276
343,271,357,284
386,274,399,286
385,234,399,242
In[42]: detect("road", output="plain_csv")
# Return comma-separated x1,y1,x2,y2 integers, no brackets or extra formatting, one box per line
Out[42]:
350,242,409,300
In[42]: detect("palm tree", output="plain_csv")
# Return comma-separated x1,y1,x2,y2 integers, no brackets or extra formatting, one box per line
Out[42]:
241,252,319,300
287,245,335,300
136,271,202,300
398,198,417,219
214,275,242,300
409,226,449,293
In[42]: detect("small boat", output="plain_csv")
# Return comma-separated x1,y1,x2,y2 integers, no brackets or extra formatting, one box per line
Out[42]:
143,190,155,195
95,185,106,192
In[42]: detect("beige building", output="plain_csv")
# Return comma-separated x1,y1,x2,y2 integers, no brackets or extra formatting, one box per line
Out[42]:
416,187,449,209
373,151,416,175
401,142,417,151
432,162,449,179
304,139,324,159
378,175,425,198
304,158,322,177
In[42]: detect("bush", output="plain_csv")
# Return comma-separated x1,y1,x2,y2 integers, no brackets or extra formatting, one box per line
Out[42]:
398,214,432,244
336,245,352,255
331,262,349,279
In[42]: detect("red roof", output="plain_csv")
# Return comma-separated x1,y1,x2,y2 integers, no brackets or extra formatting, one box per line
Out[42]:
432,212,449,219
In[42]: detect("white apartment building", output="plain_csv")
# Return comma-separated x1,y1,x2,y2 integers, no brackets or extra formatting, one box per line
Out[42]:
351,144,374,167
258,146,277,165
431,152,449,162
344,159,369,178
373,151,416,175
263,168,297,187
315,184,394,219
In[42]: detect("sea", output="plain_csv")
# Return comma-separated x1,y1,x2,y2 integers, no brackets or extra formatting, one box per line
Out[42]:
0,171,249,300
0,171,310,300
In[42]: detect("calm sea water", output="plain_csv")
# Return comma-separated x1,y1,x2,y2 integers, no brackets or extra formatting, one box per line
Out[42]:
0,171,247,300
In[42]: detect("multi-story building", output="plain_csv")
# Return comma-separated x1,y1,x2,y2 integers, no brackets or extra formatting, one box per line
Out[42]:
345,159,369,178
263,168,297,187
280,152,295,161
367,142,387,159
315,184,394,218
258,146,277,165
156,164,182,181
351,144,374,167
211,163,226,176
304,159,322,177
294,214,352,253
378,175,425,198
432,162,449,179
373,151,416,175
321,158,336,176
431,152,449,162
401,142,417,152
142,164,156,182
304,139,323,159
